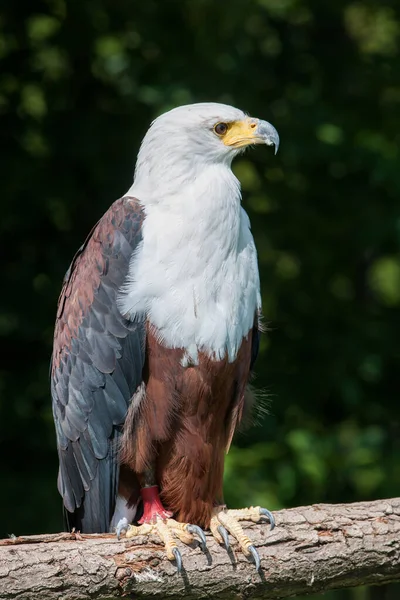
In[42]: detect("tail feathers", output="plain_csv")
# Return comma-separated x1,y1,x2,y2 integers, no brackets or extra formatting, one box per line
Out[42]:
65,434,119,533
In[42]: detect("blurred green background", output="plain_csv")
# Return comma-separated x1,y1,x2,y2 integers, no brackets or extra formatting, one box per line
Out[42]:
1,0,399,598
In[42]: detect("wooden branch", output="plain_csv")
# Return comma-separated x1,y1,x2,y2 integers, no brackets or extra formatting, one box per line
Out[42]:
1,498,399,600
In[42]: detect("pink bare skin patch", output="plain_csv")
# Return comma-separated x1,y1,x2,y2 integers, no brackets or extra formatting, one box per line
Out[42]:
138,486,173,524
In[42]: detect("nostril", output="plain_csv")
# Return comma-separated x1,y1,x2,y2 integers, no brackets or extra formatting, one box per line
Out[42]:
250,123,256,129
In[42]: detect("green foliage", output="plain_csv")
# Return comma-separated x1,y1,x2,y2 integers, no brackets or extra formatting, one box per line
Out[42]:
1,1,399,597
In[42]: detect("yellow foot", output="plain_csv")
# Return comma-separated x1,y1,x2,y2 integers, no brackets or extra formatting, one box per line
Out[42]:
116,517,206,573
210,506,275,571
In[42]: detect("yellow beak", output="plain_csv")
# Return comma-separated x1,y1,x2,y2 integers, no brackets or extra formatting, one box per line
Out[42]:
223,118,279,153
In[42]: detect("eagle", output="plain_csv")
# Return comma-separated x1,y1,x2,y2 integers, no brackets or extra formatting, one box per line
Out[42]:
51,102,279,572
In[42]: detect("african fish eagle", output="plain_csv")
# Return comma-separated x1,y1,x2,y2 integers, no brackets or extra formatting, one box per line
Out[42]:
51,102,279,571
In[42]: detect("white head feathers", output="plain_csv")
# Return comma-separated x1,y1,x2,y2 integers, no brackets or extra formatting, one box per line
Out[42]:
127,103,248,202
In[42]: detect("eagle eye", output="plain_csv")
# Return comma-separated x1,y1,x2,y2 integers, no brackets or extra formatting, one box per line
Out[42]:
214,122,228,136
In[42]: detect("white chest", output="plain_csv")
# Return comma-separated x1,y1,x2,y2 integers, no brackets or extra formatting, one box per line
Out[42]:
119,169,261,364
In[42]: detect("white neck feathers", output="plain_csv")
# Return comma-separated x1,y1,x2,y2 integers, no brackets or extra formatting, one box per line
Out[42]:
120,162,261,364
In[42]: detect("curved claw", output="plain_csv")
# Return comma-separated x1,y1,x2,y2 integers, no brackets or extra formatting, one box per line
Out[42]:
260,507,275,530
186,524,207,551
248,544,261,571
217,525,230,550
172,547,182,573
115,517,129,540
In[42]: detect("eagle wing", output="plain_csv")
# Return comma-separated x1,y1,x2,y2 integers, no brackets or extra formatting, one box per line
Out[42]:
51,196,145,533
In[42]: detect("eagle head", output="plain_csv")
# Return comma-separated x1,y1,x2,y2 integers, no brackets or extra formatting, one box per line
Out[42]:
130,102,279,201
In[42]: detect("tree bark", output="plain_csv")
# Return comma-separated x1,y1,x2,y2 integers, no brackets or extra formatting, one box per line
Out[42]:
0,498,399,600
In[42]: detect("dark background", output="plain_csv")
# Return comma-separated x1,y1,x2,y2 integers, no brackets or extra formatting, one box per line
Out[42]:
1,1,399,598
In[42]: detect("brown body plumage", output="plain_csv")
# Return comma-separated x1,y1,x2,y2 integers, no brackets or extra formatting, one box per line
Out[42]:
120,327,254,528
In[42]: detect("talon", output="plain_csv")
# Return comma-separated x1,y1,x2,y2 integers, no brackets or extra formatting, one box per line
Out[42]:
260,507,275,530
115,517,129,540
248,544,261,571
186,524,207,550
172,547,182,573
217,525,230,550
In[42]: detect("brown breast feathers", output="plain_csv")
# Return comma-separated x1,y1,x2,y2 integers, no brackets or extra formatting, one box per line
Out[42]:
121,325,254,529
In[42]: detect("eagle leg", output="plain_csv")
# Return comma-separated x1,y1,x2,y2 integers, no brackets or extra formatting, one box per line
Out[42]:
210,506,275,571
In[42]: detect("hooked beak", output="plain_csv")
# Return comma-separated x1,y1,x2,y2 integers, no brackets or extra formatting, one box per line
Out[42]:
255,119,280,154
222,117,280,154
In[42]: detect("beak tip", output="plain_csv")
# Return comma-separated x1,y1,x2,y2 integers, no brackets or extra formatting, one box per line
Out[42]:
270,131,280,155
266,136,279,155
257,120,280,155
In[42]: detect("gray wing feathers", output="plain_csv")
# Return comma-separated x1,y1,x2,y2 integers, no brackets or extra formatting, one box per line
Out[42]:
51,197,145,532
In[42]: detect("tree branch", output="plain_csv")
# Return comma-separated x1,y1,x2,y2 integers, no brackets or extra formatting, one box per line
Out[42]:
1,498,399,599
